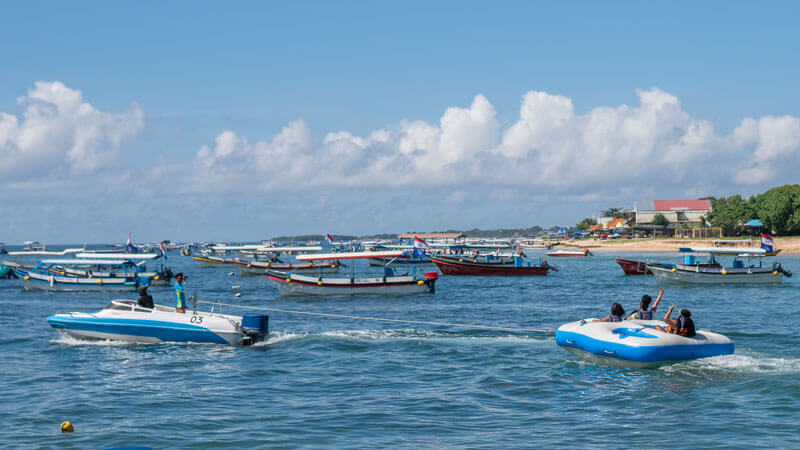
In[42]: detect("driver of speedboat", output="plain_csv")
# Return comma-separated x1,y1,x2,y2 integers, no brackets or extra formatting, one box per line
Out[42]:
137,285,154,309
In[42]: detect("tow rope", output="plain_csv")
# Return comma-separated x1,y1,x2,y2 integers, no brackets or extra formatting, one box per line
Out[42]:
196,300,555,334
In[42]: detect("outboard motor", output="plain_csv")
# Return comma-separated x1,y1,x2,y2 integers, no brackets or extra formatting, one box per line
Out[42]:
423,272,438,293
240,315,269,345
774,262,793,278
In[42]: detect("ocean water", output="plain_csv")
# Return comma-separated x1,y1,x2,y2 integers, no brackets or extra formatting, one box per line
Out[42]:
1,249,799,448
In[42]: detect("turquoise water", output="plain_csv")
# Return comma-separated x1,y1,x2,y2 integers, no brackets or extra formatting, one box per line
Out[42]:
1,249,799,448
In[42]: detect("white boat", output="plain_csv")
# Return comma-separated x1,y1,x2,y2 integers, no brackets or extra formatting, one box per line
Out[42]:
648,248,791,284
556,319,734,368
546,248,592,257
266,251,438,296
16,259,150,292
47,300,268,345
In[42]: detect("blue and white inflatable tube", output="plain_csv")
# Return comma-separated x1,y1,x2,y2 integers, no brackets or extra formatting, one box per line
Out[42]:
556,319,734,368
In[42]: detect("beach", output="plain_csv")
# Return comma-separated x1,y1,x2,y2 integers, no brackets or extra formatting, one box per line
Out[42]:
559,236,800,255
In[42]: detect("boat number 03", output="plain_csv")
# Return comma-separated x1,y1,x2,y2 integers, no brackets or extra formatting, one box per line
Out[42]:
190,315,204,324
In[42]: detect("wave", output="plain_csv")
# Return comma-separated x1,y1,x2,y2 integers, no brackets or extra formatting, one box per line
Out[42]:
317,328,551,344
662,353,800,375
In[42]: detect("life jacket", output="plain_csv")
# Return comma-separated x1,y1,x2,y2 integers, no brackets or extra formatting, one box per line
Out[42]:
609,314,623,322
669,315,696,337
638,308,653,320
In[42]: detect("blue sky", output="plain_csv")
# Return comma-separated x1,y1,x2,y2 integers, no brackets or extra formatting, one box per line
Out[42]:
1,1,799,243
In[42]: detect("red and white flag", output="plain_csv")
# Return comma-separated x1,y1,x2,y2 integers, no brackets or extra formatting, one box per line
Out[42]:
413,236,429,249
326,234,334,243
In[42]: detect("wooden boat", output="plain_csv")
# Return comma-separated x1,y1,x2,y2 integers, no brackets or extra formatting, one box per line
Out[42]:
265,251,437,296
431,255,552,276
616,258,654,275
231,258,341,276
546,248,592,257
367,256,434,267
15,259,149,292
192,255,233,266
616,258,720,275
648,248,791,284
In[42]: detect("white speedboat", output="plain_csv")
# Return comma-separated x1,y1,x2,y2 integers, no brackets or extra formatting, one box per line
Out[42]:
47,300,268,346
556,319,734,368
546,248,592,257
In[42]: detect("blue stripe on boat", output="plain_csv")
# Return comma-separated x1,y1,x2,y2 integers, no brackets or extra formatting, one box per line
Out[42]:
47,316,230,344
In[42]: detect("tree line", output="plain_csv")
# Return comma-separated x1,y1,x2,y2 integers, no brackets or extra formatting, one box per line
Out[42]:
706,184,800,236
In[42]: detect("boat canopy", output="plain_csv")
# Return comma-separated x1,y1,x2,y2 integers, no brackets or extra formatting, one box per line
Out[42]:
76,252,161,260
678,247,766,255
212,245,323,252
296,251,405,261
8,248,85,256
39,259,134,265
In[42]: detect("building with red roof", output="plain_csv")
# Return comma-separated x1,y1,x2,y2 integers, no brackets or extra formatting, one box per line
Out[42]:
633,199,712,227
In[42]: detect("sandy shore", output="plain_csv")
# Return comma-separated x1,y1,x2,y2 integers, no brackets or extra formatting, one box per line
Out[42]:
557,236,800,255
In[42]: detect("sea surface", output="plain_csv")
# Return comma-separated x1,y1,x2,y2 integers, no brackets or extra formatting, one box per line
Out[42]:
1,247,799,448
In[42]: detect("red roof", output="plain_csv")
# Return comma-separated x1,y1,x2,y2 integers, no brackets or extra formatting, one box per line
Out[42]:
652,200,711,211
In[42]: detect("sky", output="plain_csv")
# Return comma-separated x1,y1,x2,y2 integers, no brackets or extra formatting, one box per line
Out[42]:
1,1,799,243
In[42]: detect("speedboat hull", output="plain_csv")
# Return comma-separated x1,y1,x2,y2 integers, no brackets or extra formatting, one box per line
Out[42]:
556,319,734,368
48,301,267,345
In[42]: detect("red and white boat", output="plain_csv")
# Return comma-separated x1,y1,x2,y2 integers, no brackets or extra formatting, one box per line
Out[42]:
431,254,552,276
231,258,341,276
546,248,592,257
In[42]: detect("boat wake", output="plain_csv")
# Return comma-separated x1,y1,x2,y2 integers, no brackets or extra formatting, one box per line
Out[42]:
662,353,800,375
50,334,139,347
319,328,551,344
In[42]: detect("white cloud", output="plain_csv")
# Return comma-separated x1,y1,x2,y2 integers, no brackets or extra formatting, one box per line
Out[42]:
0,81,144,181
732,115,800,184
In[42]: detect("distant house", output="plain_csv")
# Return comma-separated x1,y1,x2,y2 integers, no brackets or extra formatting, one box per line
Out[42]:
634,200,712,228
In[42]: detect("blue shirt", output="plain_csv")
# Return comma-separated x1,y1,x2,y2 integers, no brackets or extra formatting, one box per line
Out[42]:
174,281,186,308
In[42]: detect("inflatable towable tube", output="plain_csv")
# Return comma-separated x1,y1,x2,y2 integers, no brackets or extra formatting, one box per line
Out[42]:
555,319,734,368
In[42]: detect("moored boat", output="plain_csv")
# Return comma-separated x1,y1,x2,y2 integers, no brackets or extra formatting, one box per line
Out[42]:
192,255,233,266
546,248,592,257
648,248,791,284
431,254,552,276
232,258,341,276
266,251,437,296
16,259,149,292
47,300,268,345
556,319,734,368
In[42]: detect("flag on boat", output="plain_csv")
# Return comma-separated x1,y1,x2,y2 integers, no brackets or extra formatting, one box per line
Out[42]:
160,242,168,260
125,233,137,254
761,233,775,253
413,236,428,258
326,234,334,243
704,217,712,227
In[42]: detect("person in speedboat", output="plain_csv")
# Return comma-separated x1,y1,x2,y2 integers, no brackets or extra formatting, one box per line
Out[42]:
137,285,154,309
174,273,188,313
652,305,696,337
625,289,664,321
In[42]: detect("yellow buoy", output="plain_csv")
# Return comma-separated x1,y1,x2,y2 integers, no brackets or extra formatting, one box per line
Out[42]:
153,276,160,280
671,268,676,272
97,279,103,285
722,270,727,275
24,275,30,280
317,281,323,286
331,264,336,268
773,271,779,275
61,421,74,433
417,280,424,285
285,278,291,283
